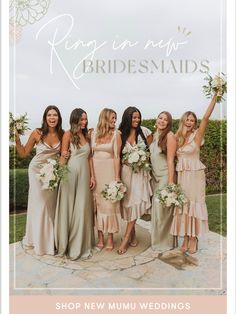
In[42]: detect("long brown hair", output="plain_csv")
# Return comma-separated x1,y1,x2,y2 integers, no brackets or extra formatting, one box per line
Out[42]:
39,105,64,142
69,108,88,147
157,111,173,154
176,111,197,147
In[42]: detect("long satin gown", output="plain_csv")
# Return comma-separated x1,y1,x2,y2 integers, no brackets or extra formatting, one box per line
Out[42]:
92,130,121,234
150,132,174,252
170,130,209,237
23,141,60,255
54,142,95,260
121,126,152,222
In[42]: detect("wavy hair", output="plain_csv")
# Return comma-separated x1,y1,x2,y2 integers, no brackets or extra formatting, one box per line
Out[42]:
38,105,64,142
69,108,88,147
96,108,117,142
118,106,147,155
157,111,173,154
176,111,197,147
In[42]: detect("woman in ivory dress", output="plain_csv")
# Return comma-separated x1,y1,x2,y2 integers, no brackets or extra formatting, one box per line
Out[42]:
54,108,95,260
118,106,153,254
92,108,122,251
15,105,64,255
170,94,218,254
150,112,177,252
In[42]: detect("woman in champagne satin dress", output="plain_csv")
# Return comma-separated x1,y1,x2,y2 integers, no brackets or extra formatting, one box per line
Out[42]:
15,105,64,255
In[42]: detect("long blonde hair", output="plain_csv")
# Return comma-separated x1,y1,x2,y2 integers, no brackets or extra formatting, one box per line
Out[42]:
176,111,197,147
96,108,116,141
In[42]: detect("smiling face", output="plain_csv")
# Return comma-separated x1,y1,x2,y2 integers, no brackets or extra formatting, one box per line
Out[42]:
131,111,141,129
109,112,116,130
184,114,196,132
156,112,169,131
80,113,88,129
46,109,59,128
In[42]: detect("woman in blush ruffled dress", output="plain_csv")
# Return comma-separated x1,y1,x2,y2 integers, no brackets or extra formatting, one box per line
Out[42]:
170,94,218,254
118,106,153,254
150,111,177,252
15,105,64,255
54,108,95,260
92,108,122,251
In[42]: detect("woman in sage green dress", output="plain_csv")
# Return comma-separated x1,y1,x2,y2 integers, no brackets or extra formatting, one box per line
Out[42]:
54,108,95,260
150,111,177,252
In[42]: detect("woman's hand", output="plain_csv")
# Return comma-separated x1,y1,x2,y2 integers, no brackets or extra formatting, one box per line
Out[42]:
61,150,70,159
90,177,96,190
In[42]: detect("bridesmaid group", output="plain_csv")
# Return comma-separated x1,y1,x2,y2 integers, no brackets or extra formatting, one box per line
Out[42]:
15,93,218,259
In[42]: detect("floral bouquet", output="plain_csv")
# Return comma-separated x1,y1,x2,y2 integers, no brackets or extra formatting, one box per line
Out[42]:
156,183,187,208
9,112,30,142
37,158,69,190
202,73,227,103
122,141,151,173
101,181,127,203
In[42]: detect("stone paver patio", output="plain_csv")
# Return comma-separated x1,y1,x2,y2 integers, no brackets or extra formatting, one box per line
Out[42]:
10,220,226,295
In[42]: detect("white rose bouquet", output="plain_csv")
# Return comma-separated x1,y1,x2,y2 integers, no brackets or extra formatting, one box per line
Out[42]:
202,73,227,103
156,184,187,208
9,112,30,142
101,181,127,203
37,158,69,190
122,141,151,173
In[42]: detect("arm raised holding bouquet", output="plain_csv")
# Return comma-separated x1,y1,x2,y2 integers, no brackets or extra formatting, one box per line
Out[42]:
170,76,223,254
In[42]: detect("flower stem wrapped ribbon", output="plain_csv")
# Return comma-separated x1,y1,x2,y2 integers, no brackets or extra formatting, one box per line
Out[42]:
122,141,151,173
37,158,69,190
202,73,227,103
156,183,187,208
9,112,30,142
101,181,127,203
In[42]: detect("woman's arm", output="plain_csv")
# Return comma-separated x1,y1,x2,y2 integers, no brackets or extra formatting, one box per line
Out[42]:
15,129,40,158
88,155,96,189
195,94,218,146
60,131,71,165
146,134,153,146
114,132,122,181
166,133,177,184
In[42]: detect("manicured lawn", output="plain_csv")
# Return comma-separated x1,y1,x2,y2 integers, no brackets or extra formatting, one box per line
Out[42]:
9,194,227,244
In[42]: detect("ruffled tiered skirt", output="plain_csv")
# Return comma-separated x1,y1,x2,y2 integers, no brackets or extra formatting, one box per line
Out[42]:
170,161,209,237
121,165,152,222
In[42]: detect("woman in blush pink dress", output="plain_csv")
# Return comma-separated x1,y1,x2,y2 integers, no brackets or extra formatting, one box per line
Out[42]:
92,108,122,251
170,94,218,254
118,106,153,254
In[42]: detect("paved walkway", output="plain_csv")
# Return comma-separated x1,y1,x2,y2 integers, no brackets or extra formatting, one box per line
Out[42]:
10,220,226,295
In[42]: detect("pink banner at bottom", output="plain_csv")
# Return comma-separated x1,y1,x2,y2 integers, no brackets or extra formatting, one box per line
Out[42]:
10,295,226,314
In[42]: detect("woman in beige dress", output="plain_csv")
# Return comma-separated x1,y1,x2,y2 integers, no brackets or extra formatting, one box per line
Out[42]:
92,108,122,251
118,106,153,254
150,111,177,252
170,94,218,253
54,108,95,260
15,105,64,255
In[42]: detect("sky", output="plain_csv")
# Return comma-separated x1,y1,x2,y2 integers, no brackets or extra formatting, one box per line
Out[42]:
10,0,226,132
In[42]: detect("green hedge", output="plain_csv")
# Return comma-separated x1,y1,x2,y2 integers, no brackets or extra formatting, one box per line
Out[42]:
9,169,29,211
9,146,36,169
142,119,227,194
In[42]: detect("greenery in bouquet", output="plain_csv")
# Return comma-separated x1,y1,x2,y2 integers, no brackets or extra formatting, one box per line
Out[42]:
101,181,127,203
9,112,30,142
202,73,227,103
156,183,187,208
37,158,69,190
122,141,151,173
